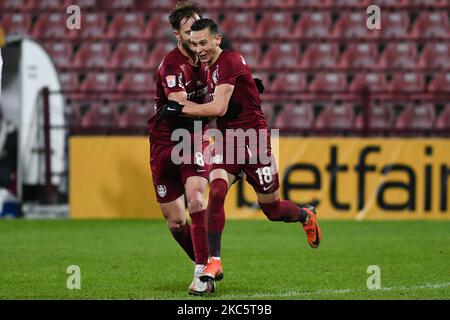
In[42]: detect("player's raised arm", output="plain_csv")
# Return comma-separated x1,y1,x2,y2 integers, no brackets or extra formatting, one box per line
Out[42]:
182,84,234,117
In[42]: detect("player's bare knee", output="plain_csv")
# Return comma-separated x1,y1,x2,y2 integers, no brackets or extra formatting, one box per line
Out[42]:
167,219,186,233
187,191,204,213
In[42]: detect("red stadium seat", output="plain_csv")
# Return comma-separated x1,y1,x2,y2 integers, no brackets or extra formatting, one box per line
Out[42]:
65,101,82,128
436,104,450,129
411,0,447,5
189,0,222,10
269,73,307,94
377,11,410,38
369,0,409,8
146,42,176,69
233,42,262,69
32,14,70,38
257,0,296,8
109,42,148,69
348,73,387,94
44,42,73,68
339,43,378,69
135,0,177,10
68,13,106,39
80,102,120,131
0,0,29,9
64,0,96,8
309,73,347,95
27,0,65,9
428,72,450,93
222,0,258,9
0,13,31,37
106,13,145,39
117,73,155,95
59,72,80,94
260,103,276,127
314,103,355,130
261,43,300,69
410,12,449,39
117,103,153,131
221,12,256,39
255,12,294,39
301,43,338,68
355,103,394,130
332,12,374,39
293,12,331,39
143,15,172,40
72,43,111,68
395,103,436,130
275,103,314,130
388,73,425,93
98,0,135,8
378,43,418,69
293,0,332,7
79,73,116,94
333,0,367,6
418,43,450,69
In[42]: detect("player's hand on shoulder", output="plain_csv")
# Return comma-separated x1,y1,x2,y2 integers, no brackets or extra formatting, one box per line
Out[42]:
253,77,265,94
157,100,184,120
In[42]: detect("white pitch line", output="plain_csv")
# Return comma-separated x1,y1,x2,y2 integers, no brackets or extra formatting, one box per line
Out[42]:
217,282,450,299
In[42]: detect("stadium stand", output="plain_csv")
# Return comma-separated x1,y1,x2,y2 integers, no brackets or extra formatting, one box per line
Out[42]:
300,43,339,69
275,103,315,130
1,0,448,137
313,103,355,131
71,42,111,68
293,12,331,39
395,102,436,131
261,43,300,69
436,104,450,129
108,42,148,69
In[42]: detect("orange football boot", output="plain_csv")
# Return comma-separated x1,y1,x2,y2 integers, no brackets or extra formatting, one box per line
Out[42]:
199,257,223,282
302,205,322,249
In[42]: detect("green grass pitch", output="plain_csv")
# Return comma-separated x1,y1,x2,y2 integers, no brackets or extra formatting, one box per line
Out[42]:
0,219,448,300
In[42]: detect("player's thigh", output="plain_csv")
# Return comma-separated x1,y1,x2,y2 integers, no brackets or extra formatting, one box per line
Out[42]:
159,195,187,228
243,160,280,203
150,142,185,203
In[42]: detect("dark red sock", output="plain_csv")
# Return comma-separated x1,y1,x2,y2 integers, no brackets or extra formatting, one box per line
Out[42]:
190,209,209,265
207,178,227,257
259,200,308,223
170,222,195,262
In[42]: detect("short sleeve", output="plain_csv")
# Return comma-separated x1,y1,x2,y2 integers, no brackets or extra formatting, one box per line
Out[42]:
216,54,246,86
160,63,186,96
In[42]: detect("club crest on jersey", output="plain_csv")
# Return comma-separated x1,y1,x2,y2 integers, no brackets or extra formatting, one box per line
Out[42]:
157,185,167,197
212,154,223,164
212,67,219,85
166,75,176,88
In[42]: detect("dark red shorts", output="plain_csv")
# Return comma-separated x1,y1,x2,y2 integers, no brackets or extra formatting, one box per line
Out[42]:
209,133,279,194
150,140,209,203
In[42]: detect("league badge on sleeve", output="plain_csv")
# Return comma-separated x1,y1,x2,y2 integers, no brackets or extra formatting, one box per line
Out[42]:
166,75,176,88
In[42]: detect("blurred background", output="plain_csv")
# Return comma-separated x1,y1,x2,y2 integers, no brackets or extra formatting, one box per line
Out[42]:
0,0,449,220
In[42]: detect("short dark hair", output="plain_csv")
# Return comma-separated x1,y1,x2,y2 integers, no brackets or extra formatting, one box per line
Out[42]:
168,1,202,30
190,18,219,35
